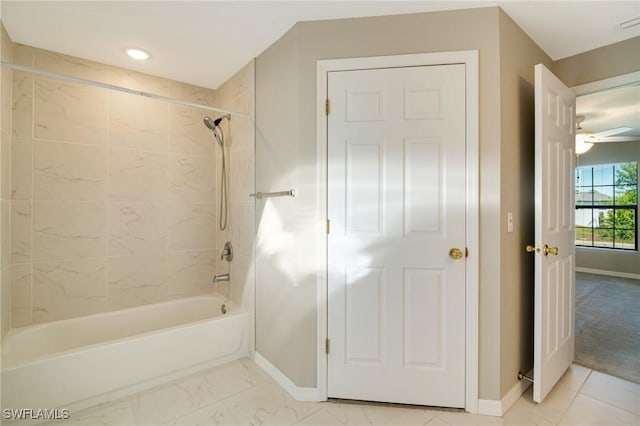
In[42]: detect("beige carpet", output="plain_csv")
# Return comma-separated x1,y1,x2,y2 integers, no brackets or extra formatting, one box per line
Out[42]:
575,272,640,384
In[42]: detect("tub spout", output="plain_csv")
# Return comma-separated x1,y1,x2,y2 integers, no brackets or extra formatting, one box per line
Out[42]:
212,273,230,283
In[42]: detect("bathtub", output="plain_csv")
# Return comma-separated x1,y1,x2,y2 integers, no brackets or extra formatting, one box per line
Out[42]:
1,295,249,413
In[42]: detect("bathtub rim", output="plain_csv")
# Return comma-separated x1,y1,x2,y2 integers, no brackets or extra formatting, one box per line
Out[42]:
1,310,251,416
2,294,239,370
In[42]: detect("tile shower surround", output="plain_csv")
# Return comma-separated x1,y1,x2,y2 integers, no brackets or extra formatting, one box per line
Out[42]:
1,22,14,339
7,45,254,327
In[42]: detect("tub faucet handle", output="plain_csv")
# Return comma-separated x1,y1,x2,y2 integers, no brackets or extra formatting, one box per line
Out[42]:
220,242,234,262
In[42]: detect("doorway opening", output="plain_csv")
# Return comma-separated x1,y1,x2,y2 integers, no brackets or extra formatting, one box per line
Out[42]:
572,72,640,384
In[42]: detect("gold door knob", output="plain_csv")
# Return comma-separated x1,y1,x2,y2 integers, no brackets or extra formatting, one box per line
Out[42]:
543,245,558,256
526,245,539,253
449,248,464,260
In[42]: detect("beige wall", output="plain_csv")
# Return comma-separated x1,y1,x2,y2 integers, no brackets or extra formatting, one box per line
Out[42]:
8,44,221,326
498,10,554,397
554,36,640,88
555,38,640,274
255,23,319,389
575,143,640,274
214,60,256,321
1,21,14,340
256,7,505,398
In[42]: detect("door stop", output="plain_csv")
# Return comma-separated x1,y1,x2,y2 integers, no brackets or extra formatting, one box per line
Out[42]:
518,371,534,383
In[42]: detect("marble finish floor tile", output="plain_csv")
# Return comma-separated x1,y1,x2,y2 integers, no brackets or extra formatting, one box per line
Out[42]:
319,401,436,425
557,394,637,426
52,400,136,426
222,382,323,425
578,370,640,415
46,359,639,426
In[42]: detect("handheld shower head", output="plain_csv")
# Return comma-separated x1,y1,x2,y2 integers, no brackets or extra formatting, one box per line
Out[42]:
203,116,223,131
203,116,224,147
203,115,230,231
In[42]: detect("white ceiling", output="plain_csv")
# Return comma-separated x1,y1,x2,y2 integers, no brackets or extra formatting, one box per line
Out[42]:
577,83,640,138
1,1,639,89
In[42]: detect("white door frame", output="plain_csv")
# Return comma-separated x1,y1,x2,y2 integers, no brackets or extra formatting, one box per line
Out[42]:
572,70,640,96
316,50,480,413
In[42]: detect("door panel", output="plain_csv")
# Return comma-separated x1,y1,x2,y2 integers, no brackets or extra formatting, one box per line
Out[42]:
404,139,442,235
327,64,466,407
346,266,384,363
403,268,443,368
534,63,576,403
346,141,383,235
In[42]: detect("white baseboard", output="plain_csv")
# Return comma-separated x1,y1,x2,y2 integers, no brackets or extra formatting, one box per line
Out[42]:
477,399,502,417
576,267,640,280
254,351,533,413
254,352,323,402
477,371,532,417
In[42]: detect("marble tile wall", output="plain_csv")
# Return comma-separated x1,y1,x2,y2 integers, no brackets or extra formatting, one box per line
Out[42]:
214,61,255,324
8,44,221,326
1,22,14,340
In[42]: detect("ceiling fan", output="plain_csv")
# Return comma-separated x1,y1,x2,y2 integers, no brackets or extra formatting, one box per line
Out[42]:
575,115,636,144
574,114,637,155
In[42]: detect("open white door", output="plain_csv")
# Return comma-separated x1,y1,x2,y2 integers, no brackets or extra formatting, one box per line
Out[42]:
532,64,576,403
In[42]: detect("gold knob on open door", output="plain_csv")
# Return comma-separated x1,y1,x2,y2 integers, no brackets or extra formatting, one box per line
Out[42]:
449,248,464,260
543,245,558,256
526,245,539,254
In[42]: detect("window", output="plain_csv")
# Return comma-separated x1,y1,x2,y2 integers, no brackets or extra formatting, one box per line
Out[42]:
575,162,637,250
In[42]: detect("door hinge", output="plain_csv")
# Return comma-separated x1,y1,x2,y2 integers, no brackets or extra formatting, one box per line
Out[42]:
327,219,330,234
325,99,330,115
325,338,330,354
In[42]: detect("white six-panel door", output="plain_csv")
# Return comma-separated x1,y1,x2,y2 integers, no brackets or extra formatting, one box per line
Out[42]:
327,64,466,407
533,63,576,403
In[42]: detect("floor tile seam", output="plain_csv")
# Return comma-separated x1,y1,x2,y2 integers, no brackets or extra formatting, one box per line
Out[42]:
578,373,640,416
291,405,342,426
577,391,640,417
164,380,258,422
198,364,268,402
168,398,242,426
295,398,330,423
555,392,626,426
566,392,639,420
72,398,137,425
522,370,591,425
161,395,228,425
127,377,230,426
555,369,593,424
213,378,280,405
215,387,262,422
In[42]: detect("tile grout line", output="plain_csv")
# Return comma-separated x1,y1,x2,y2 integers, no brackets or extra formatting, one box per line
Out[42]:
574,370,639,416
29,62,34,327
165,88,170,301
555,368,593,424
291,404,338,426
106,68,111,312
142,359,264,424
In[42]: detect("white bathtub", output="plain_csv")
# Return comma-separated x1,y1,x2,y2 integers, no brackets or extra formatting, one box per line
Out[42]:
1,295,249,413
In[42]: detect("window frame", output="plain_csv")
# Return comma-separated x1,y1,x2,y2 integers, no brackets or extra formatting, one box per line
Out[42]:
575,162,638,251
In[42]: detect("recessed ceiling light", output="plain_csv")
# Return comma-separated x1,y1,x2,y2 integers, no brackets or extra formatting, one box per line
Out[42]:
125,48,150,60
